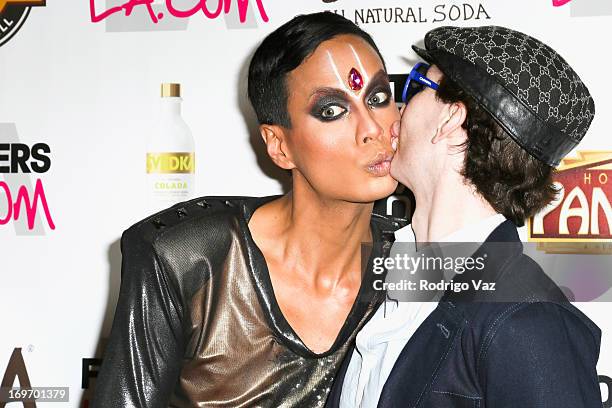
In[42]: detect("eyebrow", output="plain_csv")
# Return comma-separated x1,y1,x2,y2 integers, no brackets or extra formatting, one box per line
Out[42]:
308,87,350,103
362,70,391,98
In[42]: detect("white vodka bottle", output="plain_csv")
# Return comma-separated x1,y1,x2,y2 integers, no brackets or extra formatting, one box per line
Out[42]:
146,83,195,213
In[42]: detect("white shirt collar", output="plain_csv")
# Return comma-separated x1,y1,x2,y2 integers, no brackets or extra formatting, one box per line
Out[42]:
394,213,507,244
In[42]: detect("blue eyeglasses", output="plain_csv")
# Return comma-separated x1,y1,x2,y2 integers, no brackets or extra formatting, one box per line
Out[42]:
401,62,439,103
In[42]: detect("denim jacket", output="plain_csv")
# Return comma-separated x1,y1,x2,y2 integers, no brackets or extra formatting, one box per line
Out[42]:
326,220,603,408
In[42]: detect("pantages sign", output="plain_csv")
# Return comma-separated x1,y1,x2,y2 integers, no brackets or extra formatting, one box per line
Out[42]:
529,151,612,253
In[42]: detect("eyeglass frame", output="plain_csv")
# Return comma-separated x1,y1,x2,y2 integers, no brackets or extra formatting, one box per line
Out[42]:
401,62,439,103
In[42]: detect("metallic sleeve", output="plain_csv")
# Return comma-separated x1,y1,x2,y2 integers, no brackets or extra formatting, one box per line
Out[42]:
92,227,186,408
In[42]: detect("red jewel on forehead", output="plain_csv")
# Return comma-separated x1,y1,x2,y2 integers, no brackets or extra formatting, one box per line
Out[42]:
348,68,364,91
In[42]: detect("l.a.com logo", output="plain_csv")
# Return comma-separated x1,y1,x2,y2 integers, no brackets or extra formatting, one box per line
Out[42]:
528,151,612,253
0,123,55,235
0,0,45,48
90,0,269,32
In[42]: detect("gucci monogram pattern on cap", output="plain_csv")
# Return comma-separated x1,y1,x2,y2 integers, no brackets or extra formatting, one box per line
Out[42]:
424,26,594,144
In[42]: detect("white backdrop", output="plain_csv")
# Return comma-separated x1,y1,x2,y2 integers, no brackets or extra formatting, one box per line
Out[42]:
1,0,611,406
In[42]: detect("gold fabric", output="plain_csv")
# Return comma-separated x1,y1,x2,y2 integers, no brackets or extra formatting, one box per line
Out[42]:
93,196,401,408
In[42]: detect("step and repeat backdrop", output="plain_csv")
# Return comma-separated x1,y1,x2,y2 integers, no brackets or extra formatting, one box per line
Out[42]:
1,0,611,406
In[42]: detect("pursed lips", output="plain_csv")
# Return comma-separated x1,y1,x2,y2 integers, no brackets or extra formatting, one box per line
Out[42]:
365,151,394,176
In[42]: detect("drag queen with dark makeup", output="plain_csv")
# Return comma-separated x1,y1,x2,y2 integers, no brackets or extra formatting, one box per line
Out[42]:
92,12,404,408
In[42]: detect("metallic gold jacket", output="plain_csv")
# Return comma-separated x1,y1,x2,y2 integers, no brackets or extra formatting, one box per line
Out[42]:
92,196,403,408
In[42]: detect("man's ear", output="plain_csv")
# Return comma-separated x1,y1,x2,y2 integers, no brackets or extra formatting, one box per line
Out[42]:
432,102,467,144
260,125,296,170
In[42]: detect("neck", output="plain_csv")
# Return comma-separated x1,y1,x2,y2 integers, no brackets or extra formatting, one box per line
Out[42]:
270,174,374,285
411,168,497,242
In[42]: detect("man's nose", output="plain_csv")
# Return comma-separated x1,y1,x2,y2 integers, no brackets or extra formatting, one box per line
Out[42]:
391,120,401,139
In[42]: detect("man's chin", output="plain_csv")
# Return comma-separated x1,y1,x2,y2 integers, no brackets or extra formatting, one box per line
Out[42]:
389,158,408,186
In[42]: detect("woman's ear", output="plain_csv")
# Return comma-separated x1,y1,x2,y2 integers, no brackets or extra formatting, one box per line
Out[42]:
432,102,467,145
260,125,296,170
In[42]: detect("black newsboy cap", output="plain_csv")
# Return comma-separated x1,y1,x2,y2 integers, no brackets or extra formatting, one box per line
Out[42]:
412,25,595,167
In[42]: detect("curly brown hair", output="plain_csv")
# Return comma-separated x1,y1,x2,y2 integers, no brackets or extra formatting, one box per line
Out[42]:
435,75,558,227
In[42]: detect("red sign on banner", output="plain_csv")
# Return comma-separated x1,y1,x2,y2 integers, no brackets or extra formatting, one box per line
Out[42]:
89,0,269,24
529,152,612,242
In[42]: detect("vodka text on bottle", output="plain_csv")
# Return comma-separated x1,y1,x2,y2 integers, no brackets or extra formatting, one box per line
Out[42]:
146,83,195,212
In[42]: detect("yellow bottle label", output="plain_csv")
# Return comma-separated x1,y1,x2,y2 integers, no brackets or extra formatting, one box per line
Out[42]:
146,152,195,174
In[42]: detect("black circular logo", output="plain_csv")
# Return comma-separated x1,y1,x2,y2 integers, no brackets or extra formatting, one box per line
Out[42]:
0,1,46,48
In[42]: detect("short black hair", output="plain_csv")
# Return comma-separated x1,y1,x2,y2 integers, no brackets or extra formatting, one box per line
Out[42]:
436,75,558,227
247,12,385,128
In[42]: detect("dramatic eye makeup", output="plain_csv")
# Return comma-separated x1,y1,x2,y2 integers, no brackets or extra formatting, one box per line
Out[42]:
364,70,392,108
308,89,350,122
367,89,391,107
307,70,392,122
